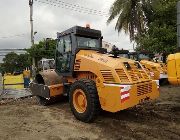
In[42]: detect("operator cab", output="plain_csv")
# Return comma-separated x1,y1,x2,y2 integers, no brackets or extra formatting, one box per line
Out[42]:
55,26,102,76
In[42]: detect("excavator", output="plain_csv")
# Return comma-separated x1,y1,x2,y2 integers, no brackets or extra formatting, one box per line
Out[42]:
30,25,159,122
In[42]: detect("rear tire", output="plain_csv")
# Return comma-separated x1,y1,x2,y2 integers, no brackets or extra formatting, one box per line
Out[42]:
69,79,100,123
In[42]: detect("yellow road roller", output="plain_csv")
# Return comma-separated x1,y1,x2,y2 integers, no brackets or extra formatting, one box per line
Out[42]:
30,26,159,122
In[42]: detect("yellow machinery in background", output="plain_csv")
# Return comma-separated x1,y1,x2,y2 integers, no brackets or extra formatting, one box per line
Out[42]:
121,51,168,83
167,53,180,85
116,50,168,82
140,60,168,81
167,2,180,85
30,25,159,122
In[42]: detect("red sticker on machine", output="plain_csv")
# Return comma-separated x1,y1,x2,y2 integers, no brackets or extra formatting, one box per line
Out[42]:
120,85,131,103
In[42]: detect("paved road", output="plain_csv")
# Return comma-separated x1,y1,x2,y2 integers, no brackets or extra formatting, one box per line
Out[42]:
0,89,32,99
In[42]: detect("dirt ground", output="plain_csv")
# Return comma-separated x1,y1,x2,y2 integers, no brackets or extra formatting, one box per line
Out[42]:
0,85,179,140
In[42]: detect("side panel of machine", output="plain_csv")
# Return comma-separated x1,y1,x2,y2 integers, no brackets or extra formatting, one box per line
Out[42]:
140,61,160,80
175,53,180,84
167,54,179,85
96,81,159,112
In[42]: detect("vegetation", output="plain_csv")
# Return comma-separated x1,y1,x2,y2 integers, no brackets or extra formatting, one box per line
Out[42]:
26,39,56,64
1,52,31,73
107,0,153,41
108,0,178,54
1,39,56,73
136,0,178,54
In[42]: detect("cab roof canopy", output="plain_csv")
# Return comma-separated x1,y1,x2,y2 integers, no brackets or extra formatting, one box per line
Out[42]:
57,26,102,38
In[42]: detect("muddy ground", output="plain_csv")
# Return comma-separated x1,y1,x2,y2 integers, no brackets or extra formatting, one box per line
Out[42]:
0,85,180,140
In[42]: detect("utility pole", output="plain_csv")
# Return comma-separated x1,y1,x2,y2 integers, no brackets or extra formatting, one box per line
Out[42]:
29,0,34,46
29,0,36,78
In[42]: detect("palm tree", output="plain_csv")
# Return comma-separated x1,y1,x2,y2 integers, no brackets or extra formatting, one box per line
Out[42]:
107,0,153,41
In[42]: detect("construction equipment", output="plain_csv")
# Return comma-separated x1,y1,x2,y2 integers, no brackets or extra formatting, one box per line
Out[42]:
128,51,168,83
167,2,180,85
167,53,180,85
115,49,168,82
30,26,159,122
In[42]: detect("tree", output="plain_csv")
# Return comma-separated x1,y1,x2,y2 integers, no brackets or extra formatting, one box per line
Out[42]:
26,39,56,64
1,52,19,73
0,63,3,73
136,0,178,54
107,0,153,41
1,52,31,73
1,39,56,73
17,54,31,69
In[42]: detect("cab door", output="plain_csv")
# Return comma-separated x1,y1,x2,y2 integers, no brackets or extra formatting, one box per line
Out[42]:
56,35,72,75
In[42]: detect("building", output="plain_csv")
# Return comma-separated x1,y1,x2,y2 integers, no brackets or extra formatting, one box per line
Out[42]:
102,41,114,52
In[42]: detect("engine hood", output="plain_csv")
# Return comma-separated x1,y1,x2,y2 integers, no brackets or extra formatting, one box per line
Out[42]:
75,50,151,84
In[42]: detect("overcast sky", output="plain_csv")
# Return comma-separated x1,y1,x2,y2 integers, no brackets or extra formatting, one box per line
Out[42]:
0,0,133,62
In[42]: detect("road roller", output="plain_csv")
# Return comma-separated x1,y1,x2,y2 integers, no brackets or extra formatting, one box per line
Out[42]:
30,25,159,122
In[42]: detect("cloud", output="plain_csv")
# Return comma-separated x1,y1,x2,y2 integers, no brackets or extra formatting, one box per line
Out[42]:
0,0,133,62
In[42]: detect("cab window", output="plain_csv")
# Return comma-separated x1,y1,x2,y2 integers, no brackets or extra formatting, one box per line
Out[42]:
76,36,100,49
56,35,72,73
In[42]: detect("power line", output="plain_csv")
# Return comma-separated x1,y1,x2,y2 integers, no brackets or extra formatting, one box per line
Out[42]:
35,0,108,15
35,0,109,17
0,34,26,40
36,0,108,16
44,0,108,15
